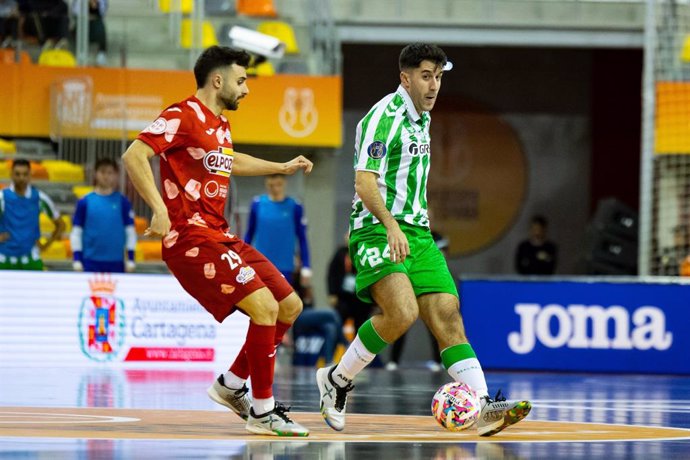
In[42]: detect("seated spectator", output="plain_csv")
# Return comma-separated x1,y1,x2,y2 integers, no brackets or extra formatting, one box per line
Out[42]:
515,215,558,275
0,0,19,48
70,158,136,273
71,0,107,66
0,158,64,270
22,0,69,49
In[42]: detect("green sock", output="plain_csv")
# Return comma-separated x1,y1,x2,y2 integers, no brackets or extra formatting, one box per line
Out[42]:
440,343,476,369
357,319,388,354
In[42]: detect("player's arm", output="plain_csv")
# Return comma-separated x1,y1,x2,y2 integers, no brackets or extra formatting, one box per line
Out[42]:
294,202,312,284
122,140,170,237
38,190,64,250
70,198,86,271
0,192,8,243
355,171,409,263
121,195,137,272
244,199,258,243
232,151,313,176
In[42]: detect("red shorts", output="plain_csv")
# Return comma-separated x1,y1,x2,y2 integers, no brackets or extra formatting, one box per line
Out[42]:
166,239,293,322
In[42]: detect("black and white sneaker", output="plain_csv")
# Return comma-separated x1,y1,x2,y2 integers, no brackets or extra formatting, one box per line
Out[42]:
245,402,309,437
207,375,251,420
316,365,354,431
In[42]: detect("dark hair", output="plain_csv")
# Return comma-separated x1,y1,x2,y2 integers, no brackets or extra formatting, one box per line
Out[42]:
399,43,447,71
194,46,251,88
11,158,30,169
531,215,548,228
95,157,118,172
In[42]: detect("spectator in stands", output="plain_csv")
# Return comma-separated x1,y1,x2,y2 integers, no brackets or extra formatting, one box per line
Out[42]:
22,0,69,49
0,158,64,270
70,158,136,273
71,0,107,66
0,0,19,48
327,233,372,333
244,174,311,289
515,215,558,275
659,225,690,276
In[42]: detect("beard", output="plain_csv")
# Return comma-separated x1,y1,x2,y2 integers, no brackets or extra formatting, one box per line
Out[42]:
219,92,239,111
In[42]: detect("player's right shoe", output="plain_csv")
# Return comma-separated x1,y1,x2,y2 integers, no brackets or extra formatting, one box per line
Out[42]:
316,366,354,431
207,375,251,420
477,390,532,437
245,402,309,437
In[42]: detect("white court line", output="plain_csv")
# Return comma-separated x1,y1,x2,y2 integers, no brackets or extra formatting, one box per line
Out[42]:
0,411,139,424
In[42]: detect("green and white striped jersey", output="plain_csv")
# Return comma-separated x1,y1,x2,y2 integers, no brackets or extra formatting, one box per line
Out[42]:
350,85,432,232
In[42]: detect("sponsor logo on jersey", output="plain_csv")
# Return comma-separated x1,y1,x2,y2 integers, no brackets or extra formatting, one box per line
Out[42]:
508,303,673,354
367,141,386,159
408,142,430,156
236,266,256,285
203,147,234,177
78,275,126,362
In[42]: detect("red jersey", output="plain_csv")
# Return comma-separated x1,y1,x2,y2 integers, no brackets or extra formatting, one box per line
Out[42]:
137,96,238,259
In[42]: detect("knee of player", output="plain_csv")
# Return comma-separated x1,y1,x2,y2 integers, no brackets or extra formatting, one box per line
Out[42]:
398,307,419,329
281,294,303,319
250,298,279,324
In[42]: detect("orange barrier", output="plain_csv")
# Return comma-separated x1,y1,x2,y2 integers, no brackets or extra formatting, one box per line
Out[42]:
237,0,277,17
656,82,690,154
0,60,341,147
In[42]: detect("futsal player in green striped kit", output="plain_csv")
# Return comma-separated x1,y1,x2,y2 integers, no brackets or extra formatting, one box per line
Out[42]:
316,43,532,436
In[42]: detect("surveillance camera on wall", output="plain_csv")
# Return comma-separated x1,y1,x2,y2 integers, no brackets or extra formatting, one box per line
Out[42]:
227,26,285,59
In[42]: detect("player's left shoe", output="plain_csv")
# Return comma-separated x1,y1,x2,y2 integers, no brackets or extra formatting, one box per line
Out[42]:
245,402,309,437
477,390,531,437
207,375,252,420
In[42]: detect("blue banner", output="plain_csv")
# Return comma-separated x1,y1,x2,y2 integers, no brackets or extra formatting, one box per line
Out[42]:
459,279,690,374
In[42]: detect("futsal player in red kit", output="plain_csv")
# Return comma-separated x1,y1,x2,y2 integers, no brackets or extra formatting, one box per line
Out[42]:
122,46,312,436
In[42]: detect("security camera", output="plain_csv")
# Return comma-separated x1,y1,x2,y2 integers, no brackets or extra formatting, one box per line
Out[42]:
227,26,285,59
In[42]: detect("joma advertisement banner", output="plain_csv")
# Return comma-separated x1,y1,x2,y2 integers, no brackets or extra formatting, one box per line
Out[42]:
460,279,690,374
0,271,248,368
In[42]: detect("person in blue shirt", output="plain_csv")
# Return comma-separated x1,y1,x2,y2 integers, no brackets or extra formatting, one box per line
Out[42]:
70,158,136,273
244,174,311,288
0,158,65,270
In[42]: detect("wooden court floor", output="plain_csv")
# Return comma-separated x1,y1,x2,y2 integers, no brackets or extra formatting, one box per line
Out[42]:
1,367,689,459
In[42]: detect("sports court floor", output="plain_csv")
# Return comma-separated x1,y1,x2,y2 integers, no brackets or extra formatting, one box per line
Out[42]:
1,366,689,459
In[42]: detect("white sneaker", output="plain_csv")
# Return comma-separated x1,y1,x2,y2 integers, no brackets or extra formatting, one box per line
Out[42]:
477,390,532,437
316,366,354,431
245,402,309,437
207,375,251,420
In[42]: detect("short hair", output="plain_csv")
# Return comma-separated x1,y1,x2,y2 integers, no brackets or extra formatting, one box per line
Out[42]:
95,157,119,172
531,215,548,228
194,46,251,88
11,158,30,169
399,43,447,71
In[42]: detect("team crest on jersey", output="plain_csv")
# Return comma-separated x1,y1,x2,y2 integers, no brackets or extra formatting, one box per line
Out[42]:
236,266,256,285
145,117,167,134
367,141,387,159
203,146,234,177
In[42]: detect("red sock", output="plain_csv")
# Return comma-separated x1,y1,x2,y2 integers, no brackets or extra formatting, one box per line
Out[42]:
245,322,277,399
229,321,292,379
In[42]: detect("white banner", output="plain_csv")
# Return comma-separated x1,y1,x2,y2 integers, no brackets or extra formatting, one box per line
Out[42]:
0,271,249,368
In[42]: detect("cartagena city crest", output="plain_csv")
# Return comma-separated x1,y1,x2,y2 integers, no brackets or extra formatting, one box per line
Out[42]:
78,274,126,362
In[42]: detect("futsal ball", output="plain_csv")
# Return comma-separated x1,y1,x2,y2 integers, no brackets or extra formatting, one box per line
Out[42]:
431,382,480,431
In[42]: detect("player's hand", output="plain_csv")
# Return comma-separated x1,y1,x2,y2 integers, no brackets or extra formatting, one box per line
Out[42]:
282,155,313,175
145,210,171,238
125,260,136,273
0,232,9,243
386,222,410,264
72,261,84,272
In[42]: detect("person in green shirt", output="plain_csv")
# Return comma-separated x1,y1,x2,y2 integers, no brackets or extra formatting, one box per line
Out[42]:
316,43,531,436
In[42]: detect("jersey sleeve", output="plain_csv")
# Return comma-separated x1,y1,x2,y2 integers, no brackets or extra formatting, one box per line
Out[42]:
38,189,60,219
72,197,87,227
136,105,187,155
354,104,401,176
293,201,310,269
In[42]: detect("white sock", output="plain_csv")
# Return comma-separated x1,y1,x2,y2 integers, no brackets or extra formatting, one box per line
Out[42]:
447,357,489,401
332,334,376,388
252,397,275,415
223,370,245,390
